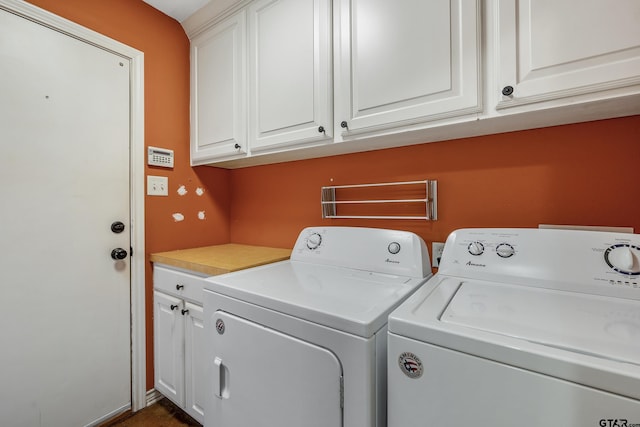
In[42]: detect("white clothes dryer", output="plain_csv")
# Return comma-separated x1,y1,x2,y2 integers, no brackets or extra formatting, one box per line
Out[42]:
203,226,431,427
388,228,640,427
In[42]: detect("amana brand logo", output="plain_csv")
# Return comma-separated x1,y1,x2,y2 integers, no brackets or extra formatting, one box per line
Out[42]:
385,258,400,264
215,319,225,335
466,261,486,267
398,352,423,379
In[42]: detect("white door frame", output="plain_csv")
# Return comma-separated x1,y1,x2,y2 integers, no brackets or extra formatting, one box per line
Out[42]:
0,0,147,412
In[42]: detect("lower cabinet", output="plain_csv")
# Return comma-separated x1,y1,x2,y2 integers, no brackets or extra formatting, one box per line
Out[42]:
153,265,206,424
184,302,205,421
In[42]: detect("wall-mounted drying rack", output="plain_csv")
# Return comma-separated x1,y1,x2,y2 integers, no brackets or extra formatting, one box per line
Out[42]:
321,180,437,220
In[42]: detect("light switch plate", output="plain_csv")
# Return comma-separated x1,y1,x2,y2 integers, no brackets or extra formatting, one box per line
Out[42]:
147,175,168,196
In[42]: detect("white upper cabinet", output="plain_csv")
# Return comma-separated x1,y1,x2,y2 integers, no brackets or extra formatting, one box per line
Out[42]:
248,0,332,152
190,11,247,164
496,0,640,109
184,0,640,168
334,0,481,136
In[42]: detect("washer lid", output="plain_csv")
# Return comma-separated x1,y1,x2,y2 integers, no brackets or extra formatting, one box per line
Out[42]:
204,260,428,338
388,276,640,401
441,282,640,365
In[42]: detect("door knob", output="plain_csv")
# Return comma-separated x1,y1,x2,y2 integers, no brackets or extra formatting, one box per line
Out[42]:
111,221,125,233
111,248,128,260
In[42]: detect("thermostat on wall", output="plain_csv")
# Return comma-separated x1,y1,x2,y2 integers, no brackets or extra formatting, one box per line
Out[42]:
148,146,174,168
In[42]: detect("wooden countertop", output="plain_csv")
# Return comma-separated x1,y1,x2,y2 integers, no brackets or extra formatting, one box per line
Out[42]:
150,243,292,276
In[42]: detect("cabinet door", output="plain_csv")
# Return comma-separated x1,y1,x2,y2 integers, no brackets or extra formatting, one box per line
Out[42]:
154,291,185,406
191,11,247,163
334,0,480,136
184,302,205,424
207,311,343,427
496,0,640,108
248,0,332,152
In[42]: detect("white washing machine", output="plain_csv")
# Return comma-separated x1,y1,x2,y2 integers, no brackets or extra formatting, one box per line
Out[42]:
203,226,431,427
388,228,640,427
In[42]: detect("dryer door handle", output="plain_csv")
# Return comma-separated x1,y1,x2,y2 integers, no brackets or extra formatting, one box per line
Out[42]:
213,357,229,399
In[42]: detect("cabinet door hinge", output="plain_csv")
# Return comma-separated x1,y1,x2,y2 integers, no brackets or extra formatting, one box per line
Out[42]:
339,375,344,409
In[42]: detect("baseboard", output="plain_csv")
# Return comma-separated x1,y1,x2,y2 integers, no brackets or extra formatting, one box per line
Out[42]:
146,389,164,407
94,391,161,426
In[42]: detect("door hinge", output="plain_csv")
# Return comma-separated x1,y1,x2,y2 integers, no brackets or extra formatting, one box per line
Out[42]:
339,375,344,409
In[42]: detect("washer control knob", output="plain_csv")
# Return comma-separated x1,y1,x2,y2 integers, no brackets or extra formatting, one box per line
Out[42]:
306,232,322,250
604,244,640,276
467,241,484,256
496,243,515,258
388,242,401,255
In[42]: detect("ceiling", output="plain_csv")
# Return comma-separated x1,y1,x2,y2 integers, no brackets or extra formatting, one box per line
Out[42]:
142,0,212,22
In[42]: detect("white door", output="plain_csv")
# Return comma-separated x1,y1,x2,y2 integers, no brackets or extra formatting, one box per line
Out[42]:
208,311,343,427
496,0,640,108
334,0,480,136
248,0,332,152
0,9,131,427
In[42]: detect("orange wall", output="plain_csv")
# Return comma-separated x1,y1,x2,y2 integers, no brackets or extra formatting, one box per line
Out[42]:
26,0,231,390
229,116,640,250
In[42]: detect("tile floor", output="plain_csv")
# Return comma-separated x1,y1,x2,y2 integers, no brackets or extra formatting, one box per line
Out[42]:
104,398,201,427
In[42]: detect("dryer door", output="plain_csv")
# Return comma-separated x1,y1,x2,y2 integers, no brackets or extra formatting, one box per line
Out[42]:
208,311,343,427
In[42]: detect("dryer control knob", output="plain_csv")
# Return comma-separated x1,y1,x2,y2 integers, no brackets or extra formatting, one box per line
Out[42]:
306,232,322,250
388,242,401,254
604,244,640,275
467,241,484,256
496,243,515,258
